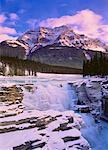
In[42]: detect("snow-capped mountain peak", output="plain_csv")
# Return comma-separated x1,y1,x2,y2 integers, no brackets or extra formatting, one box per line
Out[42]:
1,26,108,56
17,26,108,54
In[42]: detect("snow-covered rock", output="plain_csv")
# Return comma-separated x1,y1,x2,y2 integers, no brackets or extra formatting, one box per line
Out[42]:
85,81,102,102
0,106,90,150
0,40,28,58
0,79,90,150
18,26,108,54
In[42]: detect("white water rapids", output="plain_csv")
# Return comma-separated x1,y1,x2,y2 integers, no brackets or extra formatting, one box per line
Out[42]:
23,82,78,111
0,73,82,111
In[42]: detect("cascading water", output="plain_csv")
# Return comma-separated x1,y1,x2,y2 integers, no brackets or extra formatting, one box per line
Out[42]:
23,82,78,111
0,73,81,111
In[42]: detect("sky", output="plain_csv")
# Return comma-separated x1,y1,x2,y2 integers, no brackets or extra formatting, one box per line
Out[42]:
0,0,108,42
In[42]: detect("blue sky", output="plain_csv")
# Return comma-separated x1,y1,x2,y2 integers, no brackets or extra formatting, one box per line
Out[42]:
0,0,108,42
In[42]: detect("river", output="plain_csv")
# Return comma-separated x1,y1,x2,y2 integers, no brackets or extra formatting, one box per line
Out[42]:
0,73,108,150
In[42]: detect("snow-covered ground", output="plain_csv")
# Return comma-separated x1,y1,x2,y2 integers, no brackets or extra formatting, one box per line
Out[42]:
0,73,108,150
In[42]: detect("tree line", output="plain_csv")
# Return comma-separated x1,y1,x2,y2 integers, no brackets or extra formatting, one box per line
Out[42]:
0,56,82,76
83,52,108,76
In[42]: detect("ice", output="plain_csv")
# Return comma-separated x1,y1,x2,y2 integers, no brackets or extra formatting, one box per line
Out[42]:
1,74,107,150
81,113,108,150
22,76,79,111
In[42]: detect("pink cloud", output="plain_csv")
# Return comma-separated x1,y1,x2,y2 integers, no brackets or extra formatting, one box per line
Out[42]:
9,13,19,20
0,34,17,42
0,26,17,35
40,9,108,42
40,9,101,28
0,14,7,24
27,19,39,29
0,13,17,42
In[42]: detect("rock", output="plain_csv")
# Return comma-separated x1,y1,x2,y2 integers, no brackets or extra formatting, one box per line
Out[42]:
24,85,33,92
68,116,74,123
76,105,90,113
32,142,46,149
13,140,43,150
62,136,80,142
0,85,23,103
85,81,102,102
53,123,72,131
0,40,26,59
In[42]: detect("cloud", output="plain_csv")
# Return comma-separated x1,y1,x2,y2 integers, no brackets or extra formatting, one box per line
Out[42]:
0,13,17,42
0,14,7,24
40,9,108,42
0,34,17,42
9,13,19,20
8,21,16,26
0,26,17,35
0,26,17,42
27,19,39,29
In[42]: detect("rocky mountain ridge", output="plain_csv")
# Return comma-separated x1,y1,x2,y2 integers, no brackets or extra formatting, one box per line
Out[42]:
0,26,108,70
18,26,108,55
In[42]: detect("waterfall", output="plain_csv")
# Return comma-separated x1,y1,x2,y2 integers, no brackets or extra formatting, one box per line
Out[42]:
23,82,78,111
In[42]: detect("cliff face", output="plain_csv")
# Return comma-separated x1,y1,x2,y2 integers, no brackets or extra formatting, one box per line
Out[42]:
28,45,84,69
0,40,27,59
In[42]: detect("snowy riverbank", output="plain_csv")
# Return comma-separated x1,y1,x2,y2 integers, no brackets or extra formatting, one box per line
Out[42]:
0,73,108,150
0,74,91,150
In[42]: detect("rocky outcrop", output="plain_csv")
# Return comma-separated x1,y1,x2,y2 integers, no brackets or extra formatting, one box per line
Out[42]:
0,85,23,103
0,40,27,59
85,81,102,102
74,77,108,117
0,83,90,150
0,109,90,150
19,26,108,53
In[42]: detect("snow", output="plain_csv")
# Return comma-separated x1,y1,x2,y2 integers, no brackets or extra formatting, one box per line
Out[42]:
6,40,28,50
59,128,81,138
44,132,66,150
0,107,89,150
0,128,42,150
84,51,91,60
1,74,108,150
65,136,90,149
18,26,107,54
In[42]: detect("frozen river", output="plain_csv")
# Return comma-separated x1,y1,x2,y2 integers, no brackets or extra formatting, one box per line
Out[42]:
0,73,108,150
81,113,108,150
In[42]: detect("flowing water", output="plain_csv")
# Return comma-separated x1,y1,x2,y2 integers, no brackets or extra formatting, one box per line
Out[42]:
1,73,108,150
81,113,108,150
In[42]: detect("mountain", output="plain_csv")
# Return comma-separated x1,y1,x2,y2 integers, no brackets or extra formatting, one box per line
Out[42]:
18,26,108,54
0,40,28,59
0,26,108,70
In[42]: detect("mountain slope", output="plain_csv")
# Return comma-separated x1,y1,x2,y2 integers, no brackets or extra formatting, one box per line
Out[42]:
0,26,108,70
0,40,28,59
18,26,108,54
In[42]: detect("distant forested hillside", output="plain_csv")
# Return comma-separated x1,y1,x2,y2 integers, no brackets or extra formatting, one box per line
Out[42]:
0,56,82,76
83,52,108,76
